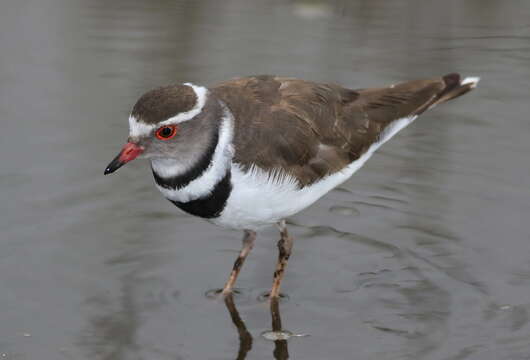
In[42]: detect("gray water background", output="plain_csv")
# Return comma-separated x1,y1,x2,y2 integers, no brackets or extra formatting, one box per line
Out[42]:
1,1,530,359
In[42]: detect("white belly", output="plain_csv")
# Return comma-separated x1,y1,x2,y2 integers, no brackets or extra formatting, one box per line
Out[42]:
212,115,417,230
211,163,347,230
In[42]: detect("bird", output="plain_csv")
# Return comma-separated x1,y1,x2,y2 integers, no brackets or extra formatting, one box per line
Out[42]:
104,73,479,300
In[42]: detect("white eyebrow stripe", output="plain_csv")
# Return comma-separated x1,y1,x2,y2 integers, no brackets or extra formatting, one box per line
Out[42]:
127,83,209,138
159,83,208,126
129,116,155,138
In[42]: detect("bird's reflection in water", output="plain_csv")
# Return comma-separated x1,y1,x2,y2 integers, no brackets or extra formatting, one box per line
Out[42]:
223,294,253,360
270,297,289,360
223,294,289,359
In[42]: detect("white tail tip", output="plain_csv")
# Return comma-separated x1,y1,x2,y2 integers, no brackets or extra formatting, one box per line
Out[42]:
462,76,480,88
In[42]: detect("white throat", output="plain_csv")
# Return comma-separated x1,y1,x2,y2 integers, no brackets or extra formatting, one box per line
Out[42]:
151,103,235,203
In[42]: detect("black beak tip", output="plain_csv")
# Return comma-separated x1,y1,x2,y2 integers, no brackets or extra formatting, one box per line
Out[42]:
104,156,124,175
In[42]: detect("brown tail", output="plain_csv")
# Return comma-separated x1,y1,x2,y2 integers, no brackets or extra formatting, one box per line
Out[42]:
433,73,479,107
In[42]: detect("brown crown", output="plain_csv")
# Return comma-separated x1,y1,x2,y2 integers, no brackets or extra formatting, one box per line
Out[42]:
131,85,197,124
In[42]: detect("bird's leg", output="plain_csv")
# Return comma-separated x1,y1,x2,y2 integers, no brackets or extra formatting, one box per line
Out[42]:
222,229,256,296
269,220,293,299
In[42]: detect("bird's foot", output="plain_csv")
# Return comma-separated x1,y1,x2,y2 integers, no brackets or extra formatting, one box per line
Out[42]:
205,288,244,300
257,291,290,302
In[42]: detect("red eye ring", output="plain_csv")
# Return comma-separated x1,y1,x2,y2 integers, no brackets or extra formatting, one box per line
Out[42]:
155,124,178,140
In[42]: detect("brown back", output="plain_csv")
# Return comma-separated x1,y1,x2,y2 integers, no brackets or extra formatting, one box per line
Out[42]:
212,74,472,187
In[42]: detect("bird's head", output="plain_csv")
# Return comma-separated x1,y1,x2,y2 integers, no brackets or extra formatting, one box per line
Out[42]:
104,83,221,175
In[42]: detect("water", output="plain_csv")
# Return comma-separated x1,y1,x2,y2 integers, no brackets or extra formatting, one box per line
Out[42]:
1,1,530,359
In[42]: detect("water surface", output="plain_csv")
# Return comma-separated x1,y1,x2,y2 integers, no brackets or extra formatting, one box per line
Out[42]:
1,1,530,359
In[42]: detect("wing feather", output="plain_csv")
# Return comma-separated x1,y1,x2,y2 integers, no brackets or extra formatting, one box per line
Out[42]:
212,73,472,187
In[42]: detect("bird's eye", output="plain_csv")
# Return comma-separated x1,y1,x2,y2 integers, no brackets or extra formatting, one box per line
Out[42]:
155,125,178,140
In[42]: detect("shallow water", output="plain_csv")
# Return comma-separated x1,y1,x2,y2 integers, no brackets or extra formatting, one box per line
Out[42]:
1,1,530,359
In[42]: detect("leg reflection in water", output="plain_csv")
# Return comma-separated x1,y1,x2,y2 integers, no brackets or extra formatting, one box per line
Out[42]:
270,297,289,360
224,294,253,360
223,294,290,359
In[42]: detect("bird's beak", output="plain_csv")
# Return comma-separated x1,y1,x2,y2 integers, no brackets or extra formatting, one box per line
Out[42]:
104,142,144,175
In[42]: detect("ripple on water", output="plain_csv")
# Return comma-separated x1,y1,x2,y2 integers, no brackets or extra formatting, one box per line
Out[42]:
291,222,403,257
368,194,409,205
134,277,181,309
260,330,309,341
396,224,461,243
206,288,239,298
204,288,255,305
329,205,360,217
350,200,395,211
256,291,290,303
494,303,530,332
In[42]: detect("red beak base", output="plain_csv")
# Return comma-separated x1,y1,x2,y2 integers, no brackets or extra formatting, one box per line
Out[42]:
104,142,144,175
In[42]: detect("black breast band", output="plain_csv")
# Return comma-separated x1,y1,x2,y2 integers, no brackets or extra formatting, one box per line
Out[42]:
169,170,232,218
